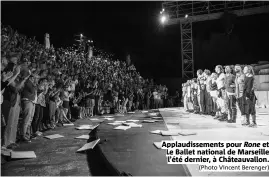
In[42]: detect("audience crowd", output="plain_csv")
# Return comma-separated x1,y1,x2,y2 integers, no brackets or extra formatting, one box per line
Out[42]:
182,65,257,127
1,25,176,150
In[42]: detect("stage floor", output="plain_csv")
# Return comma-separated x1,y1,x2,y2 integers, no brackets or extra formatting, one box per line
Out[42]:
2,107,269,176
97,111,189,176
159,107,269,176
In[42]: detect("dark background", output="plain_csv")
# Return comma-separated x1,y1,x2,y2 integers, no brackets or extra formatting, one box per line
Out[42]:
2,1,269,81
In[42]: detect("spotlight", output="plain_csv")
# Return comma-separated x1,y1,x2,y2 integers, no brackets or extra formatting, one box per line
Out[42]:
80,34,83,37
162,9,165,12
160,15,167,24
185,14,188,18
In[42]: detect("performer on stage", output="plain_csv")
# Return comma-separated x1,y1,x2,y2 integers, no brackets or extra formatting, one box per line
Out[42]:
242,65,257,127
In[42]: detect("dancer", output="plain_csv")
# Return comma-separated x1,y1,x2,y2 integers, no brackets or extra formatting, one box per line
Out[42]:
234,65,246,125
215,65,228,121
242,65,257,127
224,65,237,123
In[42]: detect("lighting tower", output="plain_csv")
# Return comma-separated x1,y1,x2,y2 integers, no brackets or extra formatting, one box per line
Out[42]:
161,1,269,78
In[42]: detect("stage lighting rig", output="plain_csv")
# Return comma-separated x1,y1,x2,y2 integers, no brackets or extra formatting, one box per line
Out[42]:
160,8,168,24
160,15,167,24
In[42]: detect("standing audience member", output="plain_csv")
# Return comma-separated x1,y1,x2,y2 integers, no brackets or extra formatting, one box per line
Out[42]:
31,78,48,138
3,64,29,148
152,89,159,109
48,80,60,128
0,25,174,151
21,72,38,143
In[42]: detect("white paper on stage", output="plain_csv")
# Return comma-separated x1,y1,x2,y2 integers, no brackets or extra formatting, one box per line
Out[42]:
102,115,114,118
161,131,179,136
142,120,156,123
63,123,74,126
114,121,126,123
76,124,99,130
107,122,122,126
77,139,100,152
126,119,140,122
89,119,104,123
151,117,162,119
114,126,131,130
1,148,12,156
44,134,64,139
123,122,142,128
178,131,197,136
11,151,37,159
75,135,90,139
90,118,99,121
103,118,115,121
150,130,162,134
153,142,163,149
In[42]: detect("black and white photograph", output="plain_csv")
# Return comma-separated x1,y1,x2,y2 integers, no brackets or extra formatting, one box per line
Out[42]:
1,0,269,176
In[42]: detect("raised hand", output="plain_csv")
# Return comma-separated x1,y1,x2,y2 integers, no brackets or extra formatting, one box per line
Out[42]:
14,65,21,75
2,71,13,81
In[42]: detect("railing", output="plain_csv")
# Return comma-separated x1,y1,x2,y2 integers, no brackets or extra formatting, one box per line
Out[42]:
162,1,269,20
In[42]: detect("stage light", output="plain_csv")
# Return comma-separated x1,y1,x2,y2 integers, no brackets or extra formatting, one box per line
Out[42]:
160,15,167,24
162,9,165,12
185,14,188,18
80,34,83,37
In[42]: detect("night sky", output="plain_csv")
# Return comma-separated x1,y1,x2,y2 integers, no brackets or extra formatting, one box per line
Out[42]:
2,1,269,80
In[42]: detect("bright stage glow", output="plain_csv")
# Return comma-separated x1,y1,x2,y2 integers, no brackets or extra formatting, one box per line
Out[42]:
80,34,83,37
185,14,188,18
160,15,167,24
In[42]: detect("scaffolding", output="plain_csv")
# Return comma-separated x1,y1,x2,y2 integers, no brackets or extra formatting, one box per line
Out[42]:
162,1,269,79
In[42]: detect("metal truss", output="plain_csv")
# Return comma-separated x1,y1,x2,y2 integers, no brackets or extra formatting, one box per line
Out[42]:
180,21,194,79
162,1,269,78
